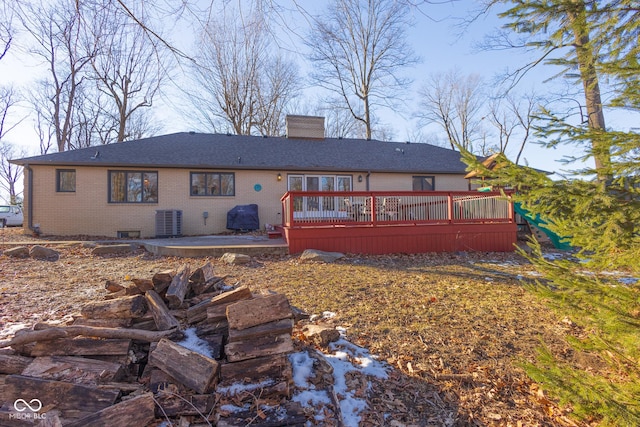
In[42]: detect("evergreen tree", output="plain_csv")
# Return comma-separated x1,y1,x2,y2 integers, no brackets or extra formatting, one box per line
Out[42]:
465,1,640,424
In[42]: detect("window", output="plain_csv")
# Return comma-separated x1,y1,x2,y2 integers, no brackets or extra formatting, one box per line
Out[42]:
56,169,76,192
412,176,435,191
190,172,235,196
109,171,158,203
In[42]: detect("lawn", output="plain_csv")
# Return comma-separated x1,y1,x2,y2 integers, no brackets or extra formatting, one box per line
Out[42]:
0,228,603,426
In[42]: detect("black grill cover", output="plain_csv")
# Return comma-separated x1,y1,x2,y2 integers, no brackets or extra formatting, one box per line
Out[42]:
226,204,259,231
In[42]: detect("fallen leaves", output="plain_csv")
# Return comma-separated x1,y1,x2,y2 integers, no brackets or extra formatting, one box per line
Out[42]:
0,229,593,426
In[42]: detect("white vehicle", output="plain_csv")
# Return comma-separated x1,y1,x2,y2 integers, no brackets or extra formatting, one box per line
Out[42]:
0,205,23,227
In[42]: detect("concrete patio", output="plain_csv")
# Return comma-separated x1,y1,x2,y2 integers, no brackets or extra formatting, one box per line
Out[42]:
139,234,288,257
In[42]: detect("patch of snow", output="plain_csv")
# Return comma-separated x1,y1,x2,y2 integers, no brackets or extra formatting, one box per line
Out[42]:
543,252,568,261
292,389,331,406
618,277,638,285
483,261,523,267
309,311,337,322
522,271,542,277
598,271,639,285
176,327,213,358
289,351,332,421
217,379,275,396
327,338,389,380
290,351,317,388
289,329,389,427
324,338,389,427
219,403,250,414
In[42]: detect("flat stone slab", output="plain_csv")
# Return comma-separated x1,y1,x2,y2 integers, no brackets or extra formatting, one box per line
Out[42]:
92,244,136,255
299,249,344,263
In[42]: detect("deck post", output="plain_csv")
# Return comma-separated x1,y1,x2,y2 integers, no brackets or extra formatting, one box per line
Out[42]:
281,194,286,227
447,193,454,224
371,195,377,226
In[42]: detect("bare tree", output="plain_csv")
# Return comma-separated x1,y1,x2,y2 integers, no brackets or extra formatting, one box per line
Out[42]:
485,92,539,164
307,0,418,140
16,0,95,152
69,86,113,148
0,141,26,205
318,101,363,139
191,14,265,135
32,101,54,155
0,87,25,204
417,70,485,152
0,82,26,204
190,10,300,136
0,87,21,141
1,4,12,62
255,54,301,136
88,5,167,143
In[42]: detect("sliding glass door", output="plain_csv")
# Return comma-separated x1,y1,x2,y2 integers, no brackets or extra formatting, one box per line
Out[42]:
288,174,352,218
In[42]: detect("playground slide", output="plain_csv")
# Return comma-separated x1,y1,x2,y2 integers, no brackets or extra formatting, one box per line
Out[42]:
513,202,572,250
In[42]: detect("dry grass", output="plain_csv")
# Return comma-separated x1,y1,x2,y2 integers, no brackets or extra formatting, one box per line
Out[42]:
0,227,590,426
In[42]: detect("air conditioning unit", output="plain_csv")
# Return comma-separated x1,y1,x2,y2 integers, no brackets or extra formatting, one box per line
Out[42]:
155,210,183,238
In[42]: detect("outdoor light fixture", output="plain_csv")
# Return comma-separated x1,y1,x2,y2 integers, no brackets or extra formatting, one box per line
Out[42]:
358,175,363,182
277,173,282,181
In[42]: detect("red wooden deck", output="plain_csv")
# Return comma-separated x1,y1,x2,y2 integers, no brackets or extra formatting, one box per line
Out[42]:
280,191,517,254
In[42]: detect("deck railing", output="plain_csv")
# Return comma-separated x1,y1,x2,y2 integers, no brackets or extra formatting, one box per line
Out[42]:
281,191,514,227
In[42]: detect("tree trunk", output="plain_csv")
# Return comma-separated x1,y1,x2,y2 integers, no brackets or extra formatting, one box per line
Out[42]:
569,2,611,182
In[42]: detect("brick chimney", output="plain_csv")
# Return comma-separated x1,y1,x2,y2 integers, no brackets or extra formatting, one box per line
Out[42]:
285,115,325,139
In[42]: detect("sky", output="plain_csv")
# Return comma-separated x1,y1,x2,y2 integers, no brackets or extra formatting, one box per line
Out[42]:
0,0,622,204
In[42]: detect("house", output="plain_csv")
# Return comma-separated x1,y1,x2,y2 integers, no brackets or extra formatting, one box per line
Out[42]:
12,116,481,239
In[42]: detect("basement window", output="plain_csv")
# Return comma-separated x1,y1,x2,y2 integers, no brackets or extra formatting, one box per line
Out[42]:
117,231,140,238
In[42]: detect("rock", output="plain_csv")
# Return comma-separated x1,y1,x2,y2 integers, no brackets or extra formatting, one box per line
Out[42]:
299,249,344,263
3,246,30,258
29,245,60,261
302,324,341,347
91,244,135,255
220,252,251,265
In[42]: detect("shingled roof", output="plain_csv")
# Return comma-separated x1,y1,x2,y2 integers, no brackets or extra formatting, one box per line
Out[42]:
12,132,469,174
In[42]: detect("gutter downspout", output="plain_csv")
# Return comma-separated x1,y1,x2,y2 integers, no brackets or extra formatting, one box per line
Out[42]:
365,171,371,191
24,164,35,233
